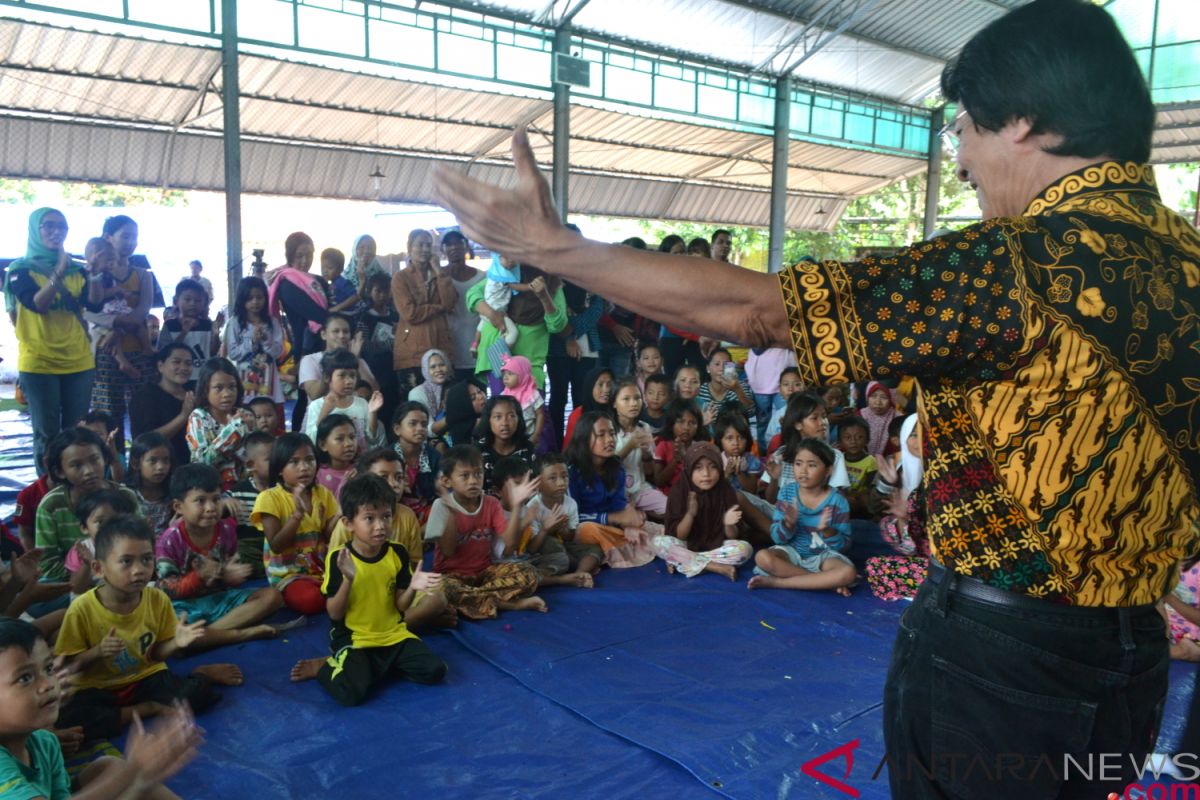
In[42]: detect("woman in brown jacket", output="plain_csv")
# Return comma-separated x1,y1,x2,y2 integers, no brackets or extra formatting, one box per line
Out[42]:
392,228,458,391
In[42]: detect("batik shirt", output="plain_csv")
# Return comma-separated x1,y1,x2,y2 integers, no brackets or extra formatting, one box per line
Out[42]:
778,161,1200,606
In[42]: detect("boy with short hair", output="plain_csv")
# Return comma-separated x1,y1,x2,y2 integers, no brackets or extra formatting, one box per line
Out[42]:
302,349,386,451
157,279,217,370
520,453,603,588
289,474,447,706
66,490,137,599
226,431,273,577
54,515,242,741
491,456,593,589
0,617,202,800
428,446,546,619
155,464,285,649
837,416,877,491
639,374,671,437
327,448,455,629
246,396,279,435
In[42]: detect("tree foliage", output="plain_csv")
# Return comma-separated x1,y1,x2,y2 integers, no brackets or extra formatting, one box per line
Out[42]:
58,183,188,207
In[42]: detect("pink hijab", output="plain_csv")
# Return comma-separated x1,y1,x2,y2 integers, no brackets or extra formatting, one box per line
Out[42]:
268,267,328,334
859,380,898,456
500,355,539,409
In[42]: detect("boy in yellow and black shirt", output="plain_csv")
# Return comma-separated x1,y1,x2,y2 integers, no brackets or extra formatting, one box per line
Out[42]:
290,474,447,706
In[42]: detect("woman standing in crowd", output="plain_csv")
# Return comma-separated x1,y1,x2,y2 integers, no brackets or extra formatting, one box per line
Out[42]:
408,348,453,440
392,228,458,393
90,215,154,454
345,233,386,293
467,263,567,395
5,208,97,474
268,231,328,358
130,342,195,468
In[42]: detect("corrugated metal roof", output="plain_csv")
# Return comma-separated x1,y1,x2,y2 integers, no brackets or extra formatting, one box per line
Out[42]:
463,0,1026,104
0,17,929,228
1152,103,1200,164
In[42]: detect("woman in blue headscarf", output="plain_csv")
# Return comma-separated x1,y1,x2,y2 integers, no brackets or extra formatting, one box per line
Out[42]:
4,208,101,473
345,234,387,292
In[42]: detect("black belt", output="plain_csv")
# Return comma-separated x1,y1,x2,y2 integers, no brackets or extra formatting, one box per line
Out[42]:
926,561,1157,619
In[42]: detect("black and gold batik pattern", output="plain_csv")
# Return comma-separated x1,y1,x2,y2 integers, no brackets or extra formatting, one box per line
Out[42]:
779,161,1200,606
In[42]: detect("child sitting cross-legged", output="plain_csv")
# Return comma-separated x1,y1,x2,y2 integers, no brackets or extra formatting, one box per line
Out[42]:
748,437,856,596
492,456,595,589
524,452,606,587
0,617,204,800
327,447,456,631
428,445,547,619
289,474,447,705
54,515,242,742
155,463,288,649
652,442,753,581
251,433,340,615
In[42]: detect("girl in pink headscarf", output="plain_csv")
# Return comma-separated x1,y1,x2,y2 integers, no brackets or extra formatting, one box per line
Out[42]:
500,354,545,448
858,380,898,457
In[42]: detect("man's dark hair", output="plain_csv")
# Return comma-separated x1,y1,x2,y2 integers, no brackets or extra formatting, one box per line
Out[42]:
173,278,207,303
95,514,154,561
0,618,41,657
340,474,397,521
243,430,275,452
941,0,1153,163
711,229,731,243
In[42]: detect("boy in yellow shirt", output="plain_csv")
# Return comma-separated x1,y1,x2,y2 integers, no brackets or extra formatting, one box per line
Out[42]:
54,515,243,741
289,475,447,706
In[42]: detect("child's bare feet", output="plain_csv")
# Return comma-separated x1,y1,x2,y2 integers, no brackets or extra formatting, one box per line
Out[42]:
507,596,548,613
707,563,737,581
239,624,279,641
271,616,308,633
290,657,325,682
567,571,594,588
193,663,243,686
835,585,853,597
435,607,460,628
1172,638,1200,662
747,575,778,590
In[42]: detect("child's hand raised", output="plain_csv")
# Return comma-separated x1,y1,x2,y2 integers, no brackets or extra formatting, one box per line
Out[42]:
196,555,222,584
105,428,121,455
817,507,835,536
10,548,41,586
181,390,196,416
504,472,541,509
686,491,700,518
350,330,365,356
723,505,743,527
292,485,313,515
543,504,568,536
701,403,718,427
635,427,655,451
337,548,357,582
368,391,385,414
764,457,782,483
777,497,799,531
125,702,204,787
174,613,206,648
410,560,442,592
221,556,252,586
875,453,899,486
99,627,125,658
237,408,257,429
724,456,739,478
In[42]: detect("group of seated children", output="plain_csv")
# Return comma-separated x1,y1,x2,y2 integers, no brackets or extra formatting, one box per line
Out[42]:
2,336,928,791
